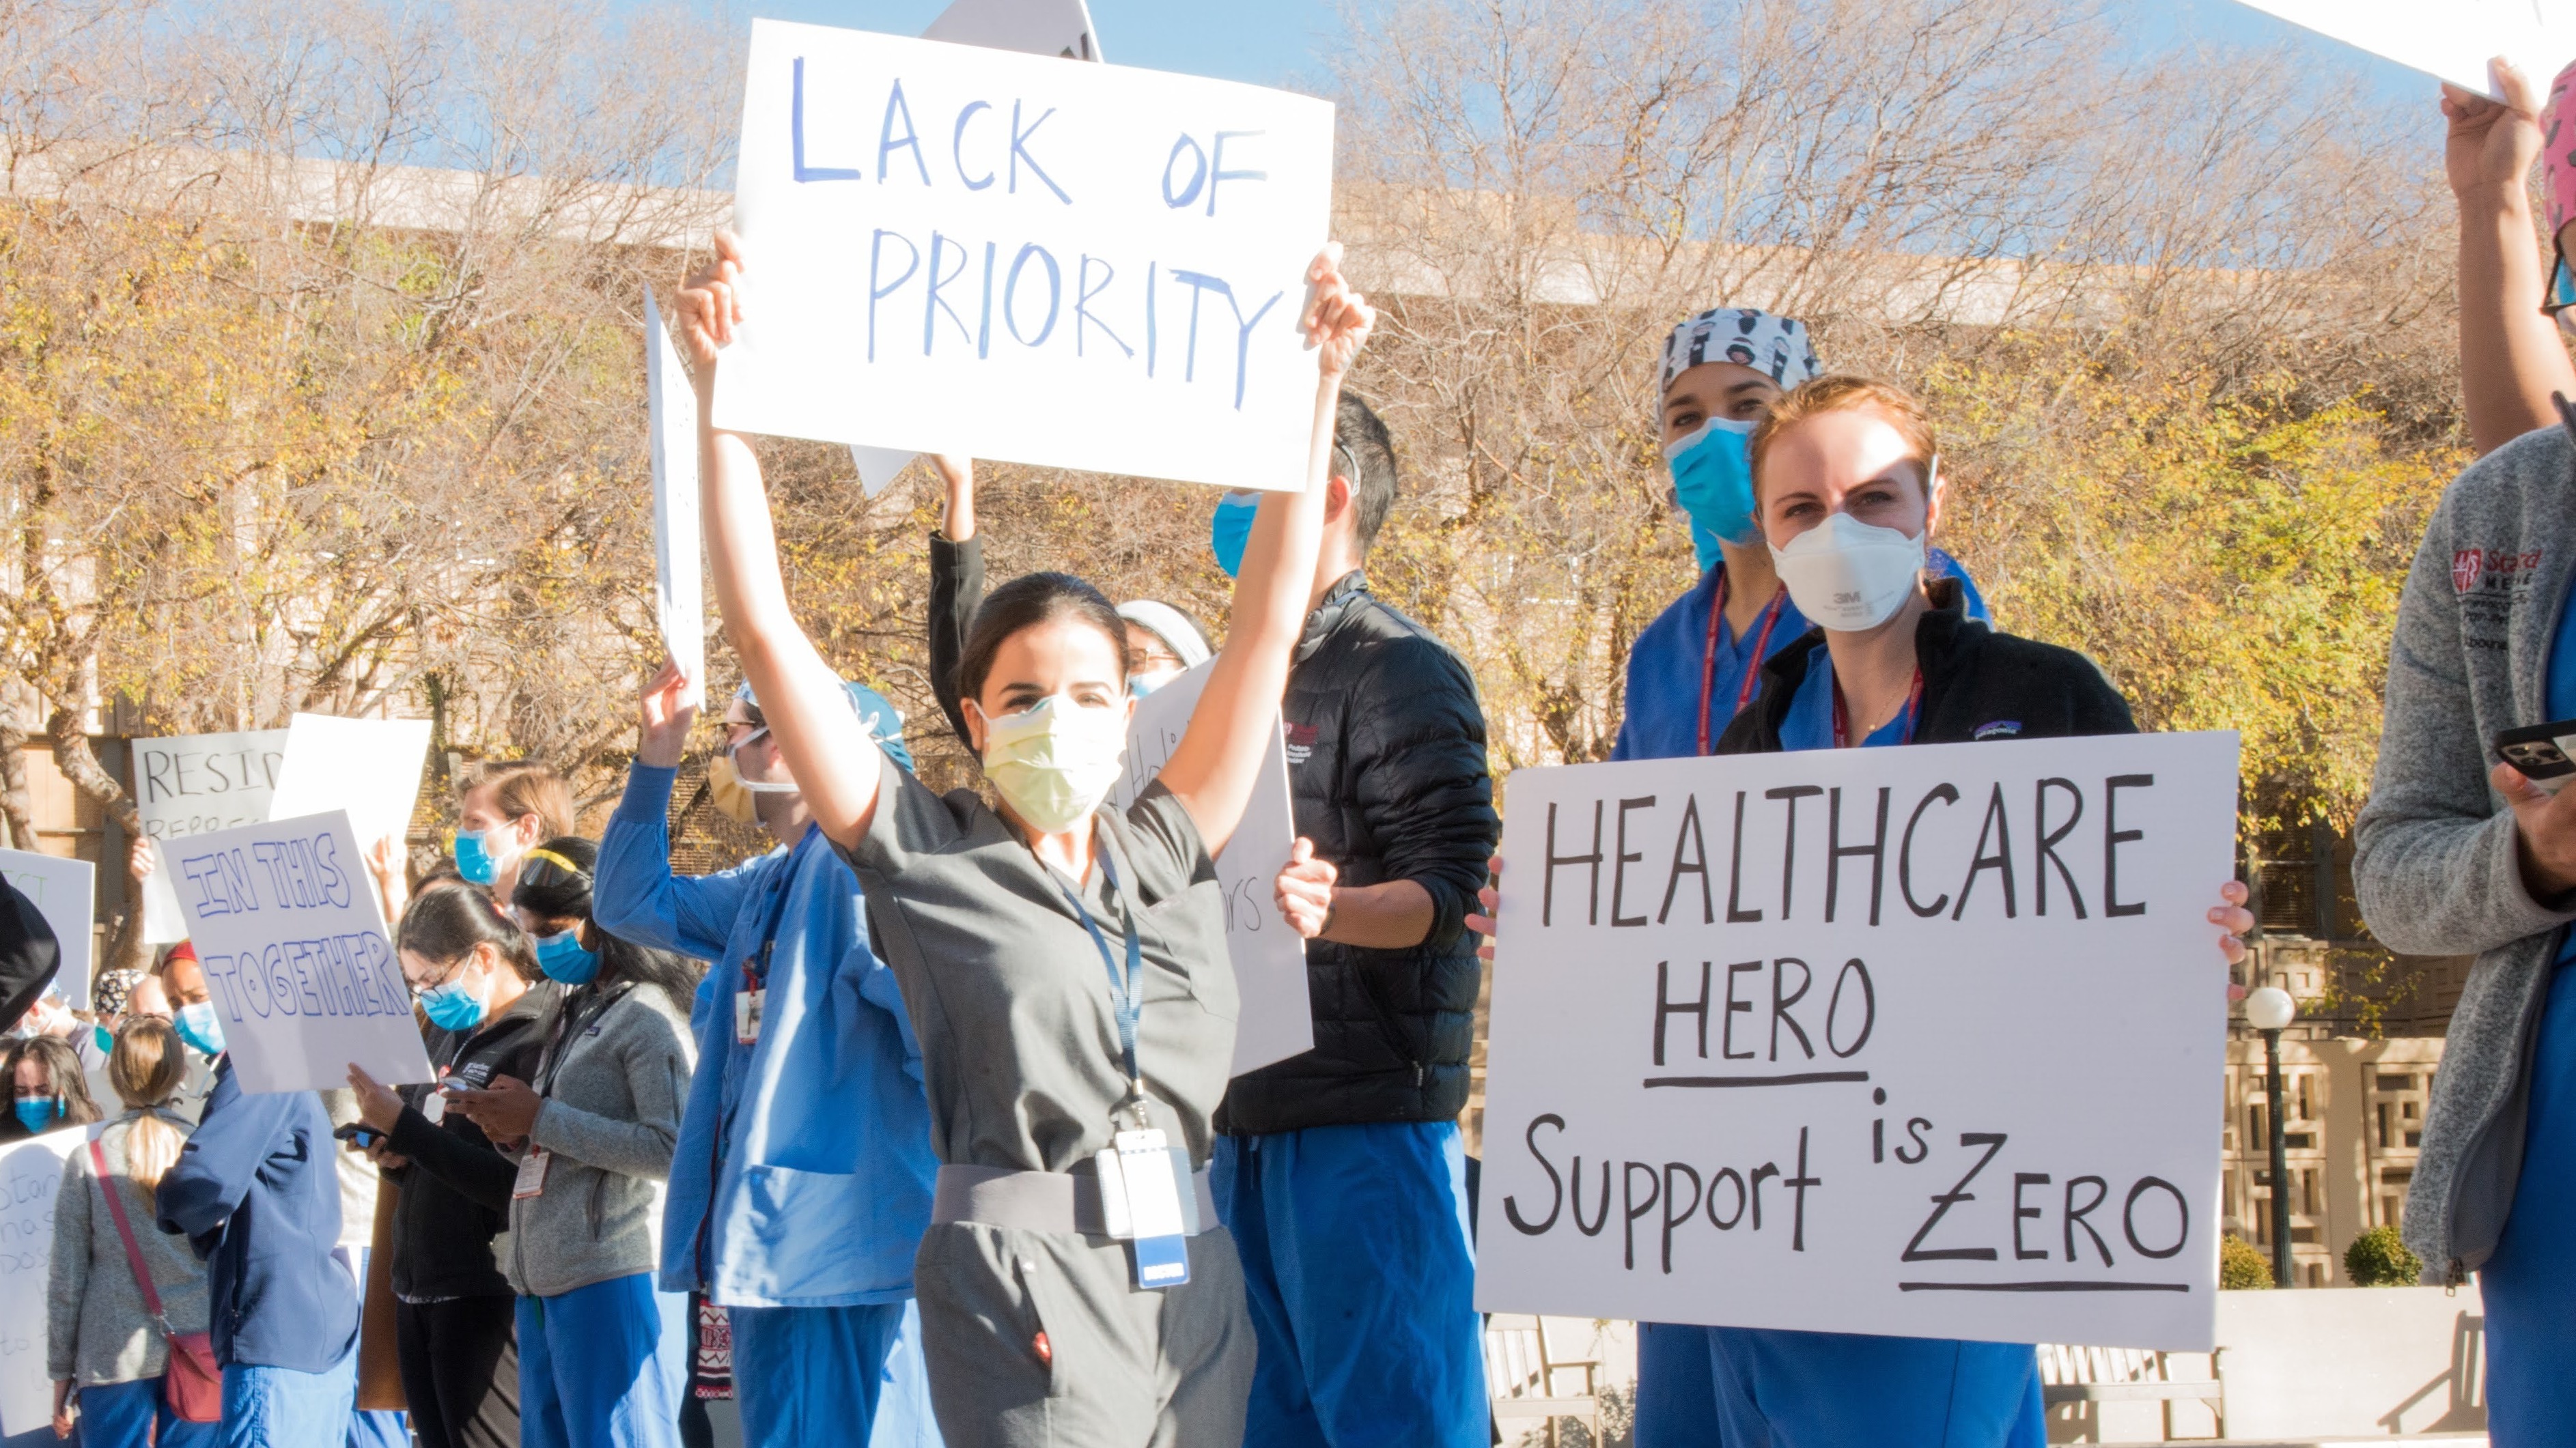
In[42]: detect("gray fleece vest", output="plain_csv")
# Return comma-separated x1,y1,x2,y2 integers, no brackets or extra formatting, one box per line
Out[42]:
2353,415,2576,1281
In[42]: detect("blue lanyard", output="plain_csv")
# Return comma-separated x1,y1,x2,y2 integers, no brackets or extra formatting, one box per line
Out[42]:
1050,844,1146,1101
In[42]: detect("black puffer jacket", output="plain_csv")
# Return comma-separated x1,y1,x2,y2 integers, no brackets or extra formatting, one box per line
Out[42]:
1217,572,1498,1135
1715,582,2136,754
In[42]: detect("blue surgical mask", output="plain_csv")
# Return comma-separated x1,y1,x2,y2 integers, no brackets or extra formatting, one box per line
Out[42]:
452,829,499,887
173,1001,226,1058
417,977,488,1032
1128,670,1179,698
1209,492,1259,579
1664,416,1761,571
535,929,601,986
13,1097,58,1133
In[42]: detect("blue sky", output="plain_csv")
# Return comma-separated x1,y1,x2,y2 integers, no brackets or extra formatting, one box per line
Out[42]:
723,0,2428,98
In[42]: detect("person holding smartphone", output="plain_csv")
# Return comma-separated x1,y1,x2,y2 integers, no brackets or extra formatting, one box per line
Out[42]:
2355,276,2576,1438
345,883,557,1448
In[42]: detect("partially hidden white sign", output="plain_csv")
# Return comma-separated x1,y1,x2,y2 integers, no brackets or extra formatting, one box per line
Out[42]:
1104,659,1313,1075
0,1126,81,1436
646,289,705,702
171,810,432,1094
718,21,1335,492
130,729,288,943
267,714,434,855
0,851,92,1010
1476,732,2241,1350
2229,0,2576,98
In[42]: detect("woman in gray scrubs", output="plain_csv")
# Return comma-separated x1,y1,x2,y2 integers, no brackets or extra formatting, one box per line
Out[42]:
676,232,1373,1448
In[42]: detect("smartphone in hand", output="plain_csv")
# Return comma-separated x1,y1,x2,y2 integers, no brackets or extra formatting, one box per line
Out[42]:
331,1122,382,1151
2495,720,2576,794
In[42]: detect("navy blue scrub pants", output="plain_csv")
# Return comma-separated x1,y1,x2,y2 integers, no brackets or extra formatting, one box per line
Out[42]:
1211,1121,1484,1448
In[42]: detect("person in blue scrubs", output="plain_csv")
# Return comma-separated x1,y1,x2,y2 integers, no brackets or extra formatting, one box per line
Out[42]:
1616,307,1985,1445
593,663,940,1448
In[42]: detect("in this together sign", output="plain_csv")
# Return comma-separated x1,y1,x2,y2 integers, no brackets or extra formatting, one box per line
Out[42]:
717,21,1335,492
1476,732,2241,1350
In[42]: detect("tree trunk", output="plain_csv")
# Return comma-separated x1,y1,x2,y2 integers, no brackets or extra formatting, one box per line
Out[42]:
46,707,150,975
0,723,31,853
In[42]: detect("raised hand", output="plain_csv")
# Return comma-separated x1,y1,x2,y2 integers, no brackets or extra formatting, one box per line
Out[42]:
677,229,747,382
1463,853,1501,964
1301,243,1374,382
639,655,698,769
2443,59,2543,200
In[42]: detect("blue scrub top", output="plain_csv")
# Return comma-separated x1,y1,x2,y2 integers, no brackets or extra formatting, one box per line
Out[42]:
594,763,937,1309
1613,548,1987,763
1776,653,1914,752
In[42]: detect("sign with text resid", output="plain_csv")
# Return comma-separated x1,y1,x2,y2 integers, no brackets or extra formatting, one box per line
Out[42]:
2229,1,2576,98
717,22,1335,491
1476,733,2240,1350
130,728,288,943
0,1126,82,1436
172,810,432,1094
0,850,92,1009
1102,659,1313,1075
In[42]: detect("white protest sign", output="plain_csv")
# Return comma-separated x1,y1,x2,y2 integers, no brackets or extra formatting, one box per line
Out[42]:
0,850,93,1009
1104,659,1313,1075
1476,732,2241,1350
2229,0,2576,98
171,809,432,1094
130,729,288,943
0,1126,81,1435
267,714,434,855
646,289,707,702
718,22,1335,492
847,0,1108,496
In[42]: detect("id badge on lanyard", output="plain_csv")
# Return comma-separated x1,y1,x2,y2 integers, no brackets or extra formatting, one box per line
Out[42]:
1054,846,1190,1290
736,845,805,1047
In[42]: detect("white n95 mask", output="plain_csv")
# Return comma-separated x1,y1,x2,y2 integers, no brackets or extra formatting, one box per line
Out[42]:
975,695,1129,834
1768,512,1928,632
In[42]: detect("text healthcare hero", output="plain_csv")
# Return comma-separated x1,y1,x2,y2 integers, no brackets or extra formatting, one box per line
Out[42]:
1476,732,2241,1351
716,21,1335,492
171,808,433,1095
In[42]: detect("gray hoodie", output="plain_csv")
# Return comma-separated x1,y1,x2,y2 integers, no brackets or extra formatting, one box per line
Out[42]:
2353,417,2576,1283
504,980,695,1299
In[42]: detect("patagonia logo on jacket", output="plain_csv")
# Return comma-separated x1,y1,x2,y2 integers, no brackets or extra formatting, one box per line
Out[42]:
1973,720,2021,739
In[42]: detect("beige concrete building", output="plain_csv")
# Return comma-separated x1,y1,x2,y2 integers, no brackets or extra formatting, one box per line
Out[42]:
2220,1035,2441,1287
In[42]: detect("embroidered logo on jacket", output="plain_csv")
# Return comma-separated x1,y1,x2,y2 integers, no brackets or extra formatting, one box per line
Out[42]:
1283,722,1319,766
2455,547,2542,594
1973,720,2021,739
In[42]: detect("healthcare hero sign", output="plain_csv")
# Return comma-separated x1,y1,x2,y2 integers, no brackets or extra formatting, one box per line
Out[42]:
1476,732,2241,1350
171,810,432,1095
716,21,1335,492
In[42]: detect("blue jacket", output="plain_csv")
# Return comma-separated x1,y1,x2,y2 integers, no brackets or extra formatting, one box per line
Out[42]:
595,764,936,1308
153,1059,358,1372
1612,550,1989,762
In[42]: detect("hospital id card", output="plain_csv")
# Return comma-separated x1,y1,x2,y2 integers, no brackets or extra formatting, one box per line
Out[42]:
735,987,763,1045
1108,1128,1189,1290
512,1147,549,1200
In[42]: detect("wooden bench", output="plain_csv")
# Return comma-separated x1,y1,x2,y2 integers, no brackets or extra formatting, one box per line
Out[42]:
2037,1344,2226,1441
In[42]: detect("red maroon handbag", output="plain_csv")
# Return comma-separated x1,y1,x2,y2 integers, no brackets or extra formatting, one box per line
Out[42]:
90,1138,222,1422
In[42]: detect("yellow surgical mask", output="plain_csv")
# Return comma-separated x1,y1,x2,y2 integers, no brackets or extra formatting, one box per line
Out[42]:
706,754,758,825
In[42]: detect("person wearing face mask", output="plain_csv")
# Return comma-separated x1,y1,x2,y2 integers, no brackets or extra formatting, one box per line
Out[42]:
443,838,698,1448
1477,374,2249,1447
341,885,553,1448
925,453,1216,734
593,665,938,1448
3,1033,100,1140
448,762,578,904
680,231,1371,1446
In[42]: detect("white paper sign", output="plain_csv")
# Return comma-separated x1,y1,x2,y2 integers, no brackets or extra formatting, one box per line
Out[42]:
267,714,434,855
130,729,288,943
169,810,432,1094
0,1126,82,1436
1103,659,1313,1075
717,22,1336,492
0,851,93,1010
1476,733,2241,1350
2230,0,2576,98
646,290,707,702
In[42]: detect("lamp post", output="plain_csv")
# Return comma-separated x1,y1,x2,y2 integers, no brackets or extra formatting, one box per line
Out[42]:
2246,985,2297,1288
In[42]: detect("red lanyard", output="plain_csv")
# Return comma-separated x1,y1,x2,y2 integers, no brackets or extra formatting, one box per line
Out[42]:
1832,669,1925,748
1697,572,1789,756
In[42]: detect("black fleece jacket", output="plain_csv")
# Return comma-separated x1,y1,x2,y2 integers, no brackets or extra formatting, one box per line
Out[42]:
383,982,555,1300
1715,582,2136,754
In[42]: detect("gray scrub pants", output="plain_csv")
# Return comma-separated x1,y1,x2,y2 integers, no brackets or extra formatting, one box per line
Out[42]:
914,1220,1255,1447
